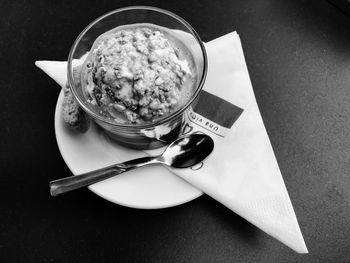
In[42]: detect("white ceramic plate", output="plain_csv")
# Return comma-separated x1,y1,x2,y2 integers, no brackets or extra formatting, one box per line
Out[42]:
54,90,202,209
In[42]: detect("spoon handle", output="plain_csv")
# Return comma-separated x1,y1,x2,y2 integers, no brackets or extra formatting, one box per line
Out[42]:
50,156,159,196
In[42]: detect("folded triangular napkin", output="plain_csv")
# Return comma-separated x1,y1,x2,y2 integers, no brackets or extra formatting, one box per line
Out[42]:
35,31,307,253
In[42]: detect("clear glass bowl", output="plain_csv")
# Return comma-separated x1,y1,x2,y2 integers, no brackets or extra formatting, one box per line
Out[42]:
67,6,207,149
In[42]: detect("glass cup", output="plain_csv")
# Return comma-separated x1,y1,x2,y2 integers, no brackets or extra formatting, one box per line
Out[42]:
67,6,207,149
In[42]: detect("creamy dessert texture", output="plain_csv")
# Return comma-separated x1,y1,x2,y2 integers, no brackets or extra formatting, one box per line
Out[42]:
81,24,195,124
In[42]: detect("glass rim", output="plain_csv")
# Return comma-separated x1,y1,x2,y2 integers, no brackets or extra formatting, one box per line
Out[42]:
67,5,208,129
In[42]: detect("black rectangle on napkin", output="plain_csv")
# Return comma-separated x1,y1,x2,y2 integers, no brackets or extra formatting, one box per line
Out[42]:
193,90,243,128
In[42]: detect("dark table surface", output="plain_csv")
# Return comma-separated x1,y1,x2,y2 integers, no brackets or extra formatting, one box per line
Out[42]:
1,0,350,262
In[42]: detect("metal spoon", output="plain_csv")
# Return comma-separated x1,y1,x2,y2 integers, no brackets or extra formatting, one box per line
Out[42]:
50,133,214,196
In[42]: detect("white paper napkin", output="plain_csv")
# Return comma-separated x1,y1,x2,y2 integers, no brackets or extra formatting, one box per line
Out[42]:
35,31,308,253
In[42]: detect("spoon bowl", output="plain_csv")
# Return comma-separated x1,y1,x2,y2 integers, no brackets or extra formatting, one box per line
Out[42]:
50,133,214,196
162,134,214,168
